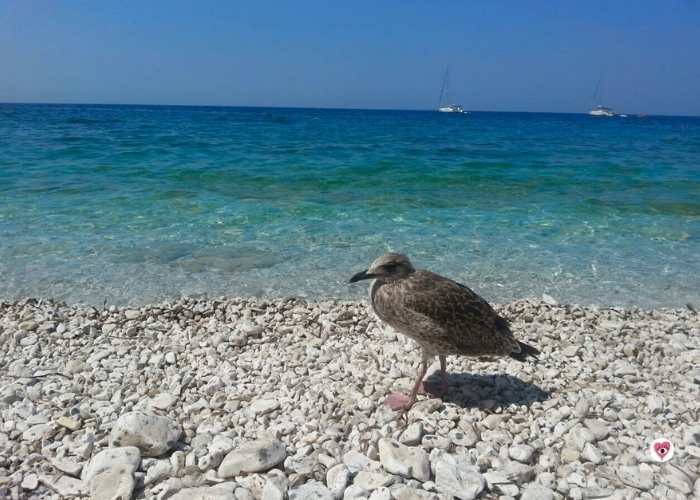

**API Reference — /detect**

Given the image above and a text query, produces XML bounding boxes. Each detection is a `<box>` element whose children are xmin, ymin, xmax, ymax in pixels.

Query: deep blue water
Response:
<box><xmin>1</xmin><ymin>103</ymin><xmax>699</xmax><ymax>307</ymax></box>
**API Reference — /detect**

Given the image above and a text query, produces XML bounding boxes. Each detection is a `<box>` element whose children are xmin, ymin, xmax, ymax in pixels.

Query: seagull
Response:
<box><xmin>349</xmin><ymin>252</ymin><xmax>539</xmax><ymax>412</ymax></box>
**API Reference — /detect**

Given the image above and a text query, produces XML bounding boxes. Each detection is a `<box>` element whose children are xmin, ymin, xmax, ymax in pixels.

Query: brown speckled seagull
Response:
<box><xmin>349</xmin><ymin>252</ymin><xmax>539</xmax><ymax>412</ymax></box>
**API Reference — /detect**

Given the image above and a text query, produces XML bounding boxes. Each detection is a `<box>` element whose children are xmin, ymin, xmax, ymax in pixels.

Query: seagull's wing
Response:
<box><xmin>398</xmin><ymin>270</ymin><xmax>520</xmax><ymax>355</ymax></box>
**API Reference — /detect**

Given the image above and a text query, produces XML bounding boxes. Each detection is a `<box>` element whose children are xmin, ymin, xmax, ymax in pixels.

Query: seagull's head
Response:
<box><xmin>349</xmin><ymin>252</ymin><xmax>415</xmax><ymax>284</ymax></box>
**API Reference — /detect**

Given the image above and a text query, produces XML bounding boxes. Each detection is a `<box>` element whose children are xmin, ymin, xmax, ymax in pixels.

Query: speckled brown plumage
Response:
<box><xmin>371</xmin><ymin>269</ymin><xmax>521</xmax><ymax>356</ymax></box>
<box><xmin>349</xmin><ymin>252</ymin><xmax>539</xmax><ymax>412</ymax></box>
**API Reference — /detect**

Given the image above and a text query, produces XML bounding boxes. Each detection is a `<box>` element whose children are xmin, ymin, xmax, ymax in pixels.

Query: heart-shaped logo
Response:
<box><xmin>650</xmin><ymin>438</ymin><xmax>674</xmax><ymax>462</ymax></box>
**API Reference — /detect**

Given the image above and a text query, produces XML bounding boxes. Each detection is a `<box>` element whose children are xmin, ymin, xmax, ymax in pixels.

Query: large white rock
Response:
<box><xmin>88</xmin><ymin>465</ymin><xmax>136</xmax><ymax>500</ymax></box>
<box><xmin>520</xmin><ymin>483</ymin><xmax>555</xmax><ymax>500</ymax></box>
<box><xmin>49</xmin><ymin>456</ymin><xmax>83</xmax><ymax>477</ymax></box>
<box><xmin>169</xmin><ymin>486</ymin><xmax>237</xmax><ymax>500</ymax></box>
<box><xmin>326</xmin><ymin>463</ymin><xmax>351</xmax><ymax>499</ymax></box>
<box><xmin>144</xmin><ymin>459</ymin><xmax>172</xmax><ymax>486</ymax></box>
<box><xmin>250</xmin><ymin>399</ymin><xmax>280</xmax><ymax>416</ymax></box>
<box><xmin>109</xmin><ymin>412</ymin><xmax>181</xmax><ymax>457</ymax></box>
<box><xmin>261</xmin><ymin>470</ymin><xmax>289</xmax><ymax>500</ymax></box>
<box><xmin>617</xmin><ymin>464</ymin><xmax>654</xmax><ymax>491</ymax></box>
<box><xmin>39</xmin><ymin>475</ymin><xmax>88</xmax><ymax>497</ymax></box>
<box><xmin>218</xmin><ymin>438</ymin><xmax>286</xmax><ymax>477</ymax></box>
<box><xmin>353</xmin><ymin>470</ymin><xmax>394</xmax><ymax>490</ymax></box>
<box><xmin>399</xmin><ymin>422</ymin><xmax>423</xmax><ymax>446</ymax></box>
<box><xmin>659</xmin><ymin>464</ymin><xmax>693</xmax><ymax>495</ymax></box>
<box><xmin>391</xmin><ymin>485</ymin><xmax>450</xmax><ymax>500</ymax></box>
<box><xmin>431</xmin><ymin>451</ymin><xmax>485</xmax><ymax>500</ymax></box>
<box><xmin>377</xmin><ymin>439</ymin><xmax>430</xmax><ymax>482</ymax></box>
<box><xmin>289</xmin><ymin>480</ymin><xmax>335</xmax><ymax>500</ymax></box>
<box><xmin>343</xmin><ymin>484</ymin><xmax>368</xmax><ymax>499</ymax></box>
<box><xmin>82</xmin><ymin>446</ymin><xmax>141</xmax><ymax>482</ymax></box>
<box><xmin>342</xmin><ymin>450</ymin><xmax>380</xmax><ymax>474</ymax></box>
<box><xmin>508</xmin><ymin>444</ymin><xmax>535</xmax><ymax>464</ymax></box>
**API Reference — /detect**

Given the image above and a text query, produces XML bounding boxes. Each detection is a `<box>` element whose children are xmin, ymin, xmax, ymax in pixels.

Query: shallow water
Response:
<box><xmin>1</xmin><ymin>104</ymin><xmax>699</xmax><ymax>306</ymax></box>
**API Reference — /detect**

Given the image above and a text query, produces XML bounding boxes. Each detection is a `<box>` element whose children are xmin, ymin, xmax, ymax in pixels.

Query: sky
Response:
<box><xmin>1</xmin><ymin>1</ymin><xmax>699</xmax><ymax>115</ymax></box>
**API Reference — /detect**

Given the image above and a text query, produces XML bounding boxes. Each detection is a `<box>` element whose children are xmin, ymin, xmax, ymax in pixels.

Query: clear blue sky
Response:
<box><xmin>2</xmin><ymin>1</ymin><xmax>699</xmax><ymax>115</ymax></box>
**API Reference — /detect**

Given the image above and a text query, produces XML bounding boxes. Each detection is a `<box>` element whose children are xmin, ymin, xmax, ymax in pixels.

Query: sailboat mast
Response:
<box><xmin>593</xmin><ymin>73</ymin><xmax>603</xmax><ymax>105</ymax></box>
<box><xmin>438</xmin><ymin>67</ymin><xmax>449</xmax><ymax>107</ymax></box>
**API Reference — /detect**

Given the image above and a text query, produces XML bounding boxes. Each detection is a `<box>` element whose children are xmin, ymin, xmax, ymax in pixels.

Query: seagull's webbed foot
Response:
<box><xmin>384</xmin><ymin>352</ymin><xmax>431</xmax><ymax>418</ymax></box>
<box><xmin>384</xmin><ymin>392</ymin><xmax>416</xmax><ymax>411</ymax></box>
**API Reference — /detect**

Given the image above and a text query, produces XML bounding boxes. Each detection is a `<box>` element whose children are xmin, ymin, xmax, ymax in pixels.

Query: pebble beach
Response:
<box><xmin>1</xmin><ymin>297</ymin><xmax>699</xmax><ymax>500</ymax></box>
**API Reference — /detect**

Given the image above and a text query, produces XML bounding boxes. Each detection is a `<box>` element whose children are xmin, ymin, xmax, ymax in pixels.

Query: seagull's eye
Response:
<box><xmin>383</xmin><ymin>263</ymin><xmax>399</xmax><ymax>272</ymax></box>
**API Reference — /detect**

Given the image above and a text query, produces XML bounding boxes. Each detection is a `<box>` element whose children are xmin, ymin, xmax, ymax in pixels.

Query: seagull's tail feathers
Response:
<box><xmin>510</xmin><ymin>341</ymin><xmax>540</xmax><ymax>362</ymax></box>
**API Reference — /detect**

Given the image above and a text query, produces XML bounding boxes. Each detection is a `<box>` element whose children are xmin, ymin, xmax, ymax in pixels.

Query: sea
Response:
<box><xmin>1</xmin><ymin>103</ymin><xmax>699</xmax><ymax>307</ymax></box>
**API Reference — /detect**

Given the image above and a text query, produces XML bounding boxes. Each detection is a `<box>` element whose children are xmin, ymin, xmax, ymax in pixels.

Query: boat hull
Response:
<box><xmin>438</xmin><ymin>105</ymin><xmax>465</xmax><ymax>113</ymax></box>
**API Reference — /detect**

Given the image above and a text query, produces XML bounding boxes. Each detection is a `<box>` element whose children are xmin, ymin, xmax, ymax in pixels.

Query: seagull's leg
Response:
<box><xmin>438</xmin><ymin>354</ymin><xmax>449</xmax><ymax>394</ymax></box>
<box><xmin>422</xmin><ymin>355</ymin><xmax>449</xmax><ymax>395</ymax></box>
<box><xmin>384</xmin><ymin>352</ymin><xmax>429</xmax><ymax>412</ymax></box>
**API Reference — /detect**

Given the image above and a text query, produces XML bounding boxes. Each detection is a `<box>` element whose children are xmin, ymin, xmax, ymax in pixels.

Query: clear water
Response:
<box><xmin>1</xmin><ymin>103</ymin><xmax>699</xmax><ymax>307</ymax></box>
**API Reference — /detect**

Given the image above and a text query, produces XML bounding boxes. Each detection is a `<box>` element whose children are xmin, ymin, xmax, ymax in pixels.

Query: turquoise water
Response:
<box><xmin>1</xmin><ymin>103</ymin><xmax>699</xmax><ymax>307</ymax></box>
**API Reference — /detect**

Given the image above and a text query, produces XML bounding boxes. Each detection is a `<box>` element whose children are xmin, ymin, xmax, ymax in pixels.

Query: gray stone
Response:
<box><xmin>354</xmin><ymin>471</ymin><xmax>395</xmax><ymax>490</ymax></box>
<box><xmin>20</xmin><ymin>320</ymin><xmax>38</xmax><ymax>331</ymax></box>
<box><xmin>285</xmin><ymin>454</ymin><xmax>317</xmax><ymax>475</ymax></box>
<box><xmin>235</xmin><ymin>487</ymin><xmax>257</xmax><ymax>500</ymax></box>
<box><xmin>646</xmin><ymin>395</ymin><xmax>665</xmax><ymax>415</ymax></box>
<box><xmin>21</xmin><ymin>473</ymin><xmax>39</xmax><ymax>491</ymax></box>
<box><xmin>170</xmin><ymin>486</ymin><xmax>237</xmax><ymax>500</ymax></box>
<box><xmin>391</xmin><ymin>485</ymin><xmax>450</xmax><ymax>500</ymax></box>
<box><xmin>343</xmin><ymin>484</ymin><xmax>368</xmax><ymax>499</ymax></box>
<box><xmin>343</xmin><ymin>450</ymin><xmax>380</xmax><ymax>474</ymax></box>
<box><xmin>617</xmin><ymin>464</ymin><xmax>654</xmax><ymax>491</ymax></box>
<box><xmin>583</xmin><ymin>419</ymin><xmax>610</xmax><ymax>442</ymax></box>
<box><xmin>449</xmin><ymin>426</ymin><xmax>478</xmax><ymax>448</ymax></box>
<box><xmin>368</xmin><ymin>487</ymin><xmax>391</xmax><ymax>500</ymax></box>
<box><xmin>150</xmin><ymin>393</ymin><xmax>178</xmax><ymax>411</ymax></box>
<box><xmin>22</xmin><ymin>423</ymin><xmax>53</xmax><ymax>442</ymax></box>
<box><xmin>109</xmin><ymin>412</ymin><xmax>181</xmax><ymax>457</ymax></box>
<box><xmin>50</xmin><ymin>456</ymin><xmax>83</xmax><ymax>477</ymax></box>
<box><xmin>508</xmin><ymin>444</ymin><xmax>534</xmax><ymax>464</ymax></box>
<box><xmin>88</xmin><ymin>466</ymin><xmax>136</xmax><ymax>500</ymax></box>
<box><xmin>399</xmin><ymin>423</ymin><xmax>423</xmax><ymax>446</ymax></box>
<box><xmin>560</xmin><ymin>448</ymin><xmax>580</xmax><ymax>463</ymax></box>
<box><xmin>326</xmin><ymin>464</ymin><xmax>351</xmax><ymax>499</ymax></box>
<box><xmin>289</xmin><ymin>480</ymin><xmax>335</xmax><ymax>500</ymax></box>
<box><xmin>125</xmin><ymin>309</ymin><xmax>140</xmax><ymax>320</ymax></box>
<box><xmin>685</xmin><ymin>424</ymin><xmax>700</xmax><ymax>446</ymax></box>
<box><xmin>378</xmin><ymin>439</ymin><xmax>430</xmax><ymax>482</ymax></box>
<box><xmin>144</xmin><ymin>459</ymin><xmax>172</xmax><ymax>486</ymax></box>
<box><xmin>421</xmin><ymin>435</ymin><xmax>451</xmax><ymax>450</ymax></box>
<box><xmin>218</xmin><ymin>438</ymin><xmax>286</xmax><ymax>477</ymax></box>
<box><xmin>251</xmin><ymin>399</ymin><xmax>281</xmax><ymax>416</ymax></box>
<box><xmin>262</xmin><ymin>472</ymin><xmax>289</xmax><ymax>500</ymax></box>
<box><xmin>408</xmin><ymin>399</ymin><xmax>443</xmax><ymax>419</ymax></box>
<box><xmin>502</xmin><ymin>461</ymin><xmax>535</xmax><ymax>485</ymax></box>
<box><xmin>82</xmin><ymin>446</ymin><xmax>141</xmax><ymax>482</ymax></box>
<box><xmin>431</xmin><ymin>451</ymin><xmax>485</xmax><ymax>500</ymax></box>
<box><xmin>659</xmin><ymin>464</ymin><xmax>693</xmax><ymax>495</ymax></box>
<box><xmin>565</xmin><ymin>425</ymin><xmax>595</xmax><ymax>450</ymax></box>
<box><xmin>39</xmin><ymin>475</ymin><xmax>88</xmax><ymax>497</ymax></box>
<box><xmin>56</xmin><ymin>416</ymin><xmax>81</xmax><ymax>431</ymax></box>
<box><xmin>482</xmin><ymin>414</ymin><xmax>502</xmax><ymax>430</ymax></box>
<box><xmin>581</xmin><ymin>443</ymin><xmax>603</xmax><ymax>464</ymax></box>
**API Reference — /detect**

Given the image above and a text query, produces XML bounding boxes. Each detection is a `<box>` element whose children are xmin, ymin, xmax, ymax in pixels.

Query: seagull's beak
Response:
<box><xmin>349</xmin><ymin>269</ymin><xmax>375</xmax><ymax>283</ymax></box>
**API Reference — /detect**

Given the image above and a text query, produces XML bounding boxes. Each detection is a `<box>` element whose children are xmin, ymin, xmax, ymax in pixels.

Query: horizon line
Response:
<box><xmin>1</xmin><ymin>100</ymin><xmax>698</xmax><ymax>119</ymax></box>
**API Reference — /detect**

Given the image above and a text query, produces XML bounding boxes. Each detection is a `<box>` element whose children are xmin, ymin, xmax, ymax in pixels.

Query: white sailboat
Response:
<box><xmin>437</xmin><ymin>68</ymin><xmax>466</xmax><ymax>113</ymax></box>
<box><xmin>589</xmin><ymin>77</ymin><xmax>615</xmax><ymax>117</ymax></box>
<box><xmin>590</xmin><ymin>105</ymin><xmax>615</xmax><ymax>117</ymax></box>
